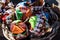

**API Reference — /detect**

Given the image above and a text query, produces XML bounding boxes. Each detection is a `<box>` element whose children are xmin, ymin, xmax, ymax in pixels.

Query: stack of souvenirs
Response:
<box><xmin>0</xmin><ymin>0</ymin><xmax>57</xmax><ymax>40</ymax></box>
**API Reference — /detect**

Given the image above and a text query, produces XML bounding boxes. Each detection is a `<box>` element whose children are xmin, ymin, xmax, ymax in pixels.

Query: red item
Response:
<box><xmin>2</xmin><ymin>16</ymin><xmax>6</xmax><ymax>22</ymax></box>
<box><xmin>2</xmin><ymin>13</ymin><xmax>9</xmax><ymax>22</ymax></box>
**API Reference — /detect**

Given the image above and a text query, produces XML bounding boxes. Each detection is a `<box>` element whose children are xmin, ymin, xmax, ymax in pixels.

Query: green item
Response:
<box><xmin>16</xmin><ymin>8</ymin><xmax>23</xmax><ymax>20</ymax></box>
<box><xmin>29</xmin><ymin>16</ymin><xmax>37</xmax><ymax>29</ymax></box>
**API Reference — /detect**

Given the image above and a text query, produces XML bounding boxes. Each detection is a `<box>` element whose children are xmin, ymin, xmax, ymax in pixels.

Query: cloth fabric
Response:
<box><xmin>16</xmin><ymin>2</ymin><xmax>28</xmax><ymax>20</ymax></box>
<box><xmin>16</xmin><ymin>9</ymin><xmax>23</xmax><ymax>20</ymax></box>
<box><xmin>29</xmin><ymin>16</ymin><xmax>37</xmax><ymax>29</ymax></box>
<box><xmin>10</xmin><ymin>20</ymin><xmax>26</xmax><ymax>35</ymax></box>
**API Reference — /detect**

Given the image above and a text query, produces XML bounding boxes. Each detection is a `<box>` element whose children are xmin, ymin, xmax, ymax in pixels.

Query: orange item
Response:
<box><xmin>11</xmin><ymin>25</ymin><xmax>25</xmax><ymax>34</ymax></box>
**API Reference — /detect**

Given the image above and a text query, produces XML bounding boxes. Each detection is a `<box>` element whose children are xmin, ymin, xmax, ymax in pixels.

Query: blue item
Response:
<box><xmin>44</xmin><ymin>12</ymin><xmax>50</xmax><ymax>20</ymax></box>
